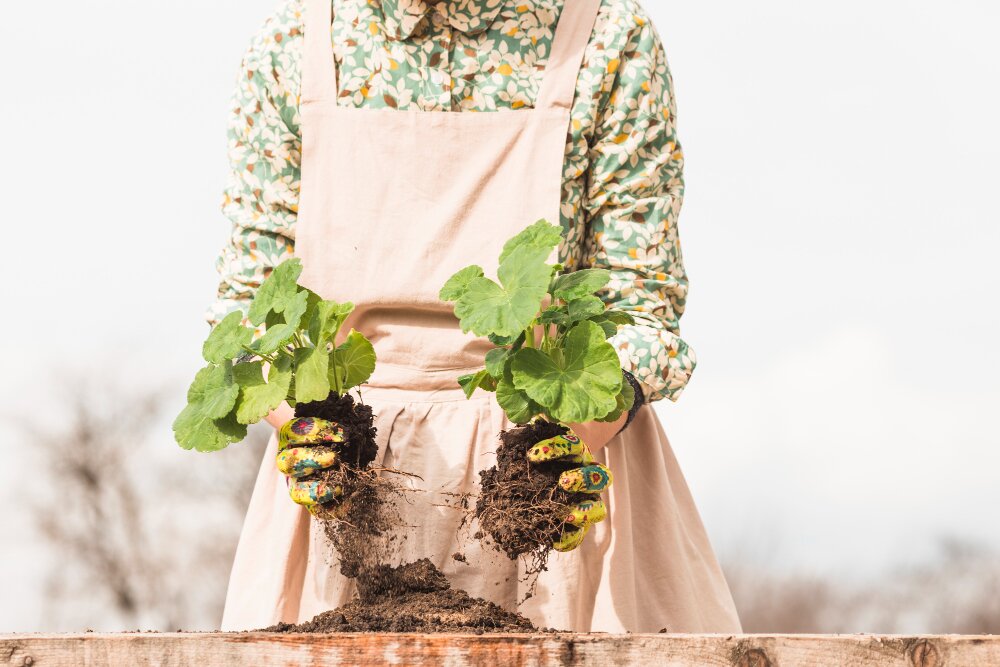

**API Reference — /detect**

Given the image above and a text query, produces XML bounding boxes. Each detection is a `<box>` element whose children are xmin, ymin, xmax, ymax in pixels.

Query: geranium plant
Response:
<box><xmin>440</xmin><ymin>220</ymin><xmax>636</xmax><ymax>567</ymax></box>
<box><xmin>173</xmin><ymin>258</ymin><xmax>375</xmax><ymax>452</ymax></box>
<box><xmin>439</xmin><ymin>220</ymin><xmax>635</xmax><ymax>426</ymax></box>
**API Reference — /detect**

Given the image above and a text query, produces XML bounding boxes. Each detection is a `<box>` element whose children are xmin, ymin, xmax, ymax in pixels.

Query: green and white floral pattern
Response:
<box><xmin>209</xmin><ymin>0</ymin><xmax>695</xmax><ymax>402</ymax></box>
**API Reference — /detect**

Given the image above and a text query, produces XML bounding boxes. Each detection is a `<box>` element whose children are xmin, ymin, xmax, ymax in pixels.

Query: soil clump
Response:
<box><xmin>476</xmin><ymin>421</ymin><xmax>589</xmax><ymax>566</ymax></box>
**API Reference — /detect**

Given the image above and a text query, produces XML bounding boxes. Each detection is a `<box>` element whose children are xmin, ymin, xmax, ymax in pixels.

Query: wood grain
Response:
<box><xmin>1</xmin><ymin>633</ymin><xmax>998</xmax><ymax>666</ymax></box>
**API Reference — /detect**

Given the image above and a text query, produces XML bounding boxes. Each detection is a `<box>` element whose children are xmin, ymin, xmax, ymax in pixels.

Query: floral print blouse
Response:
<box><xmin>208</xmin><ymin>0</ymin><xmax>695</xmax><ymax>403</ymax></box>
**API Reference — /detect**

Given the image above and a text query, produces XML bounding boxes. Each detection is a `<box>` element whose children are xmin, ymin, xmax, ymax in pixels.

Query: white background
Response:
<box><xmin>0</xmin><ymin>0</ymin><xmax>997</xmax><ymax>630</ymax></box>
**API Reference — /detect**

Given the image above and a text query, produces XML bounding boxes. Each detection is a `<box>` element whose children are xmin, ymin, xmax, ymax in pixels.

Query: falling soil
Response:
<box><xmin>294</xmin><ymin>391</ymin><xmax>397</xmax><ymax>580</ymax></box>
<box><xmin>476</xmin><ymin>421</ymin><xmax>588</xmax><ymax>568</ymax></box>
<box><xmin>263</xmin><ymin>559</ymin><xmax>537</xmax><ymax>633</ymax></box>
<box><xmin>272</xmin><ymin>392</ymin><xmax>542</xmax><ymax>634</ymax></box>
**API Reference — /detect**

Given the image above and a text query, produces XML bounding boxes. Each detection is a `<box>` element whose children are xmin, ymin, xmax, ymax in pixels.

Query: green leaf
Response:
<box><xmin>590</xmin><ymin>309</ymin><xmax>635</xmax><ymax>338</ymax></box>
<box><xmin>265</xmin><ymin>308</ymin><xmax>285</xmax><ymax>330</ymax></box>
<box><xmin>186</xmin><ymin>363</ymin><xmax>239</xmax><ymax>419</ymax></box>
<box><xmin>454</xmin><ymin>245</ymin><xmax>551</xmax><ymax>338</ymax></box>
<box><xmin>538</xmin><ymin>305</ymin><xmax>569</xmax><ymax>326</ymax></box>
<box><xmin>300</xmin><ymin>289</ymin><xmax>323</xmax><ymax>340</ymax></box>
<box><xmin>248</xmin><ymin>258</ymin><xmax>304</xmax><ymax>326</ymax></box>
<box><xmin>202</xmin><ymin>311</ymin><xmax>253</xmax><ymax>364</ymax></box>
<box><xmin>495</xmin><ymin>376</ymin><xmax>542</xmax><ymax>424</ymax></box>
<box><xmin>213</xmin><ymin>410</ymin><xmax>249</xmax><ymax>448</ymax></box>
<box><xmin>253</xmin><ymin>290</ymin><xmax>310</xmax><ymax>355</ymax></box>
<box><xmin>488</xmin><ymin>331</ymin><xmax>527</xmax><ymax>350</ymax></box>
<box><xmin>594</xmin><ymin>319</ymin><xmax>619</xmax><ymax>338</ymax></box>
<box><xmin>232</xmin><ymin>358</ymin><xmax>293</xmax><ymax>425</ymax></box>
<box><xmin>439</xmin><ymin>265</ymin><xmax>485</xmax><ymax>302</ymax></box>
<box><xmin>485</xmin><ymin>347</ymin><xmax>510</xmax><ymax>379</ymax></box>
<box><xmin>488</xmin><ymin>333</ymin><xmax>515</xmax><ymax>346</ymax></box>
<box><xmin>603</xmin><ymin>310</ymin><xmax>636</xmax><ymax>326</ymax></box>
<box><xmin>457</xmin><ymin>369</ymin><xmax>497</xmax><ymax>399</ymax></box>
<box><xmin>232</xmin><ymin>360</ymin><xmax>265</xmax><ymax>387</ymax></box>
<box><xmin>551</xmin><ymin>268</ymin><xmax>611</xmax><ymax>301</ymax></box>
<box><xmin>567</xmin><ymin>296</ymin><xmax>606</xmax><ymax>322</ymax></box>
<box><xmin>331</xmin><ymin>329</ymin><xmax>376</xmax><ymax>391</ymax></box>
<box><xmin>596</xmin><ymin>376</ymin><xmax>635</xmax><ymax>423</ymax></box>
<box><xmin>173</xmin><ymin>363</ymin><xmax>243</xmax><ymax>451</ymax></box>
<box><xmin>498</xmin><ymin>220</ymin><xmax>562</xmax><ymax>264</ymax></box>
<box><xmin>510</xmin><ymin>321</ymin><xmax>623</xmax><ymax>424</ymax></box>
<box><xmin>309</xmin><ymin>300</ymin><xmax>354</xmax><ymax>348</ymax></box>
<box><xmin>173</xmin><ymin>404</ymin><xmax>247</xmax><ymax>452</ymax></box>
<box><xmin>294</xmin><ymin>346</ymin><xmax>330</xmax><ymax>403</ymax></box>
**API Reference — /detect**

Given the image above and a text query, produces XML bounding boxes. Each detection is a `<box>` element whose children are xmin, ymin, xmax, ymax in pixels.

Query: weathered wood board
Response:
<box><xmin>1</xmin><ymin>633</ymin><xmax>997</xmax><ymax>666</ymax></box>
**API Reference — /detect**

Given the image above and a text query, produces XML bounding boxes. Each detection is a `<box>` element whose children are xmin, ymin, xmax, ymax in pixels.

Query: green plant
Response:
<box><xmin>439</xmin><ymin>220</ymin><xmax>635</xmax><ymax>425</ymax></box>
<box><xmin>173</xmin><ymin>258</ymin><xmax>376</xmax><ymax>452</ymax></box>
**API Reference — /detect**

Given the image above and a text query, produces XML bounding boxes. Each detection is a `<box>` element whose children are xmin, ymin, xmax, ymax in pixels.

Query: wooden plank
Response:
<box><xmin>1</xmin><ymin>633</ymin><xmax>998</xmax><ymax>666</ymax></box>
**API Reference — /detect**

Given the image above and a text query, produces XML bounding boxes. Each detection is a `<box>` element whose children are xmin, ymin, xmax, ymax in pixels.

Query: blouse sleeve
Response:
<box><xmin>583</xmin><ymin>11</ymin><xmax>696</xmax><ymax>404</ymax></box>
<box><xmin>205</xmin><ymin>2</ymin><xmax>303</xmax><ymax>332</ymax></box>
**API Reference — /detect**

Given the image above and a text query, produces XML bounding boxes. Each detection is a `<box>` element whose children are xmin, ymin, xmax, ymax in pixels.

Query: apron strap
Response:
<box><xmin>535</xmin><ymin>0</ymin><xmax>602</xmax><ymax>111</ymax></box>
<box><xmin>303</xmin><ymin>0</ymin><xmax>338</xmax><ymax>104</ymax></box>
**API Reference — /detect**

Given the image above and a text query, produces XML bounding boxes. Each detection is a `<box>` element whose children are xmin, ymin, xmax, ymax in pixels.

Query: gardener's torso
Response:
<box><xmin>295</xmin><ymin>0</ymin><xmax>602</xmax><ymax>372</ymax></box>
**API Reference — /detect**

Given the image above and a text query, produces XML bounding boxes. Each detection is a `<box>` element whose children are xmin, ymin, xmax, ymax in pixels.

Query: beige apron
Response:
<box><xmin>221</xmin><ymin>0</ymin><xmax>742</xmax><ymax>634</ymax></box>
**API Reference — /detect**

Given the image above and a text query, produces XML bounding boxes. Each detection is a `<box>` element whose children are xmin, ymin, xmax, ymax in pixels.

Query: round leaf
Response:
<box><xmin>248</xmin><ymin>258</ymin><xmax>304</xmax><ymax>326</ymax></box>
<box><xmin>309</xmin><ymin>300</ymin><xmax>353</xmax><ymax>348</ymax></box>
<box><xmin>186</xmin><ymin>363</ymin><xmax>239</xmax><ymax>419</ymax></box>
<box><xmin>202</xmin><ymin>311</ymin><xmax>253</xmax><ymax>364</ymax></box>
<box><xmin>233</xmin><ymin>357</ymin><xmax>293</xmax><ymax>425</ymax></box>
<box><xmin>510</xmin><ymin>321</ymin><xmax>623</xmax><ymax>423</ymax></box>
<box><xmin>551</xmin><ymin>268</ymin><xmax>611</xmax><ymax>301</ymax></box>
<box><xmin>293</xmin><ymin>346</ymin><xmax>331</xmax><ymax>404</ymax></box>
<box><xmin>485</xmin><ymin>347</ymin><xmax>510</xmax><ymax>379</ymax></box>
<box><xmin>173</xmin><ymin>405</ymin><xmax>247</xmax><ymax>452</ymax></box>
<box><xmin>253</xmin><ymin>290</ymin><xmax>310</xmax><ymax>355</ymax></box>
<box><xmin>173</xmin><ymin>363</ymin><xmax>243</xmax><ymax>451</ymax></box>
<box><xmin>439</xmin><ymin>265</ymin><xmax>485</xmax><ymax>302</ymax></box>
<box><xmin>567</xmin><ymin>296</ymin><xmax>606</xmax><ymax>323</ymax></box>
<box><xmin>330</xmin><ymin>329</ymin><xmax>376</xmax><ymax>391</ymax></box>
<box><xmin>498</xmin><ymin>220</ymin><xmax>562</xmax><ymax>264</ymax></box>
<box><xmin>495</xmin><ymin>376</ymin><xmax>542</xmax><ymax>425</ymax></box>
<box><xmin>596</xmin><ymin>376</ymin><xmax>636</xmax><ymax>423</ymax></box>
<box><xmin>454</xmin><ymin>245</ymin><xmax>551</xmax><ymax>338</ymax></box>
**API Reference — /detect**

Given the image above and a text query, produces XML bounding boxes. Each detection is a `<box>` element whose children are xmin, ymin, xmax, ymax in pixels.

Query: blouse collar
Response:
<box><xmin>376</xmin><ymin>0</ymin><xmax>506</xmax><ymax>40</ymax></box>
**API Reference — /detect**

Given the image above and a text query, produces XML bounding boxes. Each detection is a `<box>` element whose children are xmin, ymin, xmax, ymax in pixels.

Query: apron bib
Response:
<box><xmin>221</xmin><ymin>0</ymin><xmax>743</xmax><ymax>634</ymax></box>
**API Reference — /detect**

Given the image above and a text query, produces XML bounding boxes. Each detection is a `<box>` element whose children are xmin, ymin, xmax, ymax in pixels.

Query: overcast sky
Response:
<box><xmin>1</xmin><ymin>0</ymin><xmax>997</xmax><ymax>631</ymax></box>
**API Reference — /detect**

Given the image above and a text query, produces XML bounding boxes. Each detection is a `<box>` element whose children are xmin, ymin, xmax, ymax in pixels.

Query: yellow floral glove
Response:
<box><xmin>277</xmin><ymin>417</ymin><xmax>346</xmax><ymax>514</ymax></box>
<box><xmin>527</xmin><ymin>429</ymin><xmax>612</xmax><ymax>552</ymax></box>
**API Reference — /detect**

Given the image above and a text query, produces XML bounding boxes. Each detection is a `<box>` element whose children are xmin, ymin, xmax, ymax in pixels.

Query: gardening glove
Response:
<box><xmin>277</xmin><ymin>416</ymin><xmax>346</xmax><ymax>514</ymax></box>
<box><xmin>527</xmin><ymin>429</ymin><xmax>612</xmax><ymax>552</ymax></box>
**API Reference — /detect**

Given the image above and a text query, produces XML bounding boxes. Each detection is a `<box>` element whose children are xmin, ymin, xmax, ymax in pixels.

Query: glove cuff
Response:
<box><xmin>616</xmin><ymin>369</ymin><xmax>646</xmax><ymax>436</ymax></box>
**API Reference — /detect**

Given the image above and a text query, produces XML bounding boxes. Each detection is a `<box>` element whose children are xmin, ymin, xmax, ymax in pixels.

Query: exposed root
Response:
<box><xmin>475</xmin><ymin>421</ymin><xmax>588</xmax><ymax>582</ymax></box>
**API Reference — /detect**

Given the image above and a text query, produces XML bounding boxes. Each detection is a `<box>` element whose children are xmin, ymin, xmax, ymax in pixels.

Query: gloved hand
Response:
<box><xmin>527</xmin><ymin>429</ymin><xmax>612</xmax><ymax>552</ymax></box>
<box><xmin>276</xmin><ymin>416</ymin><xmax>346</xmax><ymax>514</ymax></box>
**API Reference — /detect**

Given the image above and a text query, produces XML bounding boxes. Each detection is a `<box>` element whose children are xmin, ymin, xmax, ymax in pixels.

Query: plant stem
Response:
<box><xmin>241</xmin><ymin>344</ymin><xmax>276</xmax><ymax>364</ymax></box>
<box><xmin>525</xmin><ymin>325</ymin><xmax>536</xmax><ymax>349</ymax></box>
<box><xmin>331</xmin><ymin>350</ymin><xmax>343</xmax><ymax>395</ymax></box>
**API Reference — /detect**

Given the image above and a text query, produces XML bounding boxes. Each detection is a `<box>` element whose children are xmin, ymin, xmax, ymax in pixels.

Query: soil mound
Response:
<box><xmin>263</xmin><ymin>560</ymin><xmax>537</xmax><ymax>633</ymax></box>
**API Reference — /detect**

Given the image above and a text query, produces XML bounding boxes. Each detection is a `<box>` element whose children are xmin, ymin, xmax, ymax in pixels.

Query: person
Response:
<box><xmin>209</xmin><ymin>0</ymin><xmax>742</xmax><ymax>633</ymax></box>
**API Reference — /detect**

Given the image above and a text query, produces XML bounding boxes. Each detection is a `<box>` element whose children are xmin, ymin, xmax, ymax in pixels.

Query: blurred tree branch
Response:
<box><xmin>16</xmin><ymin>377</ymin><xmax>267</xmax><ymax>631</ymax></box>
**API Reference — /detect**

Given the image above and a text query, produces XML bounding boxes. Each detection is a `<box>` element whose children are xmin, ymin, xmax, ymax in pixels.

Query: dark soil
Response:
<box><xmin>476</xmin><ymin>421</ymin><xmax>588</xmax><ymax>564</ymax></box>
<box><xmin>294</xmin><ymin>392</ymin><xmax>378</xmax><ymax>469</ymax></box>
<box><xmin>273</xmin><ymin>391</ymin><xmax>542</xmax><ymax>634</ymax></box>
<box><xmin>263</xmin><ymin>559</ymin><xmax>537</xmax><ymax>633</ymax></box>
